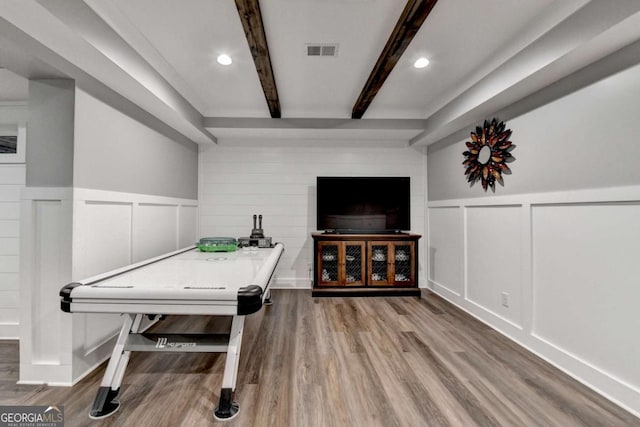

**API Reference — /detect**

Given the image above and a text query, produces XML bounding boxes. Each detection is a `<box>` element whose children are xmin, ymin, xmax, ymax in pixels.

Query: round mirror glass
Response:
<box><xmin>477</xmin><ymin>145</ymin><xmax>491</xmax><ymax>164</ymax></box>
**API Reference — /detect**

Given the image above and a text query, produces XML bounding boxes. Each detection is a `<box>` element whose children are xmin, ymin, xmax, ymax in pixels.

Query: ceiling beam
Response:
<box><xmin>351</xmin><ymin>0</ymin><xmax>438</xmax><ymax>119</ymax></box>
<box><xmin>234</xmin><ymin>0</ymin><xmax>281</xmax><ymax>118</ymax></box>
<box><xmin>204</xmin><ymin>117</ymin><xmax>425</xmax><ymax>130</ymax></box>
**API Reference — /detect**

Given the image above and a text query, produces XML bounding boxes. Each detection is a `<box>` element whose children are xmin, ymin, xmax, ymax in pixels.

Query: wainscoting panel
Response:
<box><xmin>133</xmin><ymin>204</ymin><xmax>178</xmax><ymax>262</ymax></box>
<box><xmin>466</xmin><ymin>205</ymin><xmax>523</xmax><ymax>327</ymax></box>
<box><xmin>427</xmin><ymin>206</ymin><xmax>463</xmax><ymax>297</ymax></box>
<box><xmin>532</xmin><ymin>202</ymin><xmax>640</xmax><ymax>394</ymax></box>
<box><xmin>73</xmin><ymin>201</ymin><xmax>133</xmax><ymax>279</ymax></box>
<box><xmin>20</xmin><ymin>188</ymin><xmax>74</xmax><ymax>384</ymax></box>
<box><xmin>72</xmin><ymin>200</ymin><xmax>133</xmax><ymax>357</ymax></box>
<box><xmin>178</xmin><ymin>205</ymin><xmax>198</xmax><ymax>248</ymax></box>
<box><xmin>20</xmin><ymin>188</ymin><xmax>198</xmax><ymax>385</ymax></box>
<box><xmin>70</xmin><ymin>189</ymin><xmax>198</xmax><ymax>383</ymax></box>
<box><xmin>31</xmin><ymin>200</ymin><xmax>67</xmax><ymax>364</ymax></box>
<box><xmin>427</xmin><ymin>185</ymin><xmax>640</xmax><ymax>416</ymax></box>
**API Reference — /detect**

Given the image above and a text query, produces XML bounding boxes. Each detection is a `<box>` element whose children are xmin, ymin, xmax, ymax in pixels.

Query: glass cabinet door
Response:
<box><xmin>344</xmin><ymin>242</ymin><xmax>365</xmax><ymax>286</ymax></box>
<box><xmin>369</xmin><ymin>243</ymin><xmax>389</xmax><ymax>286</ymax></box>
<box><xmin>368</xmin><ymin>242</ymin><xmax>415</xmax><ymax>286</ymax></box>
<box><xmin>392</xmin><ymin>243</ymin><xmax>414</xmax><ymax>285</ymax></box>
<box><xmin>317</xmin><ymin>241</ymin><xmax>365</xmax><ymax>286</ymax></box>
<box><xmin>315</xmin><ymin>236</ymin><xmax>418</xmax><ymax>292</ymax></box>
<box><xmin>318</xmin><ymin>242</ymin><xmax>340</xmax><ymax>285</ymax></box>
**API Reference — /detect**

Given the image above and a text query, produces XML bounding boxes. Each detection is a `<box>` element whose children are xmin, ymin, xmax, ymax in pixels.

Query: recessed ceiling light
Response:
<box><xmin>414</xmin><ymin>57</ymin><xmax>430</xmax><ymax>69</ymax></box>
<box><xmin>217</xmin><ymin>54</ymin><xmax>232</xmax><ymax>66</ymax></box>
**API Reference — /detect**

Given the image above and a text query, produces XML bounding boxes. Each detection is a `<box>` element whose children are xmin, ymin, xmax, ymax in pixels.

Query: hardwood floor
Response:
<box><xmin>2</xmin><ymin>290</ymin><xmax>638</xmax><ymax>426</ymax></box>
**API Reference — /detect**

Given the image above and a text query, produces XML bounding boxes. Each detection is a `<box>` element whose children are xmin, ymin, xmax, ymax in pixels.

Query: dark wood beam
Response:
<box><xmin>234</xmin><ymin>0</ymin><xmax>281</xmax><ymax>118</ymax></box>
<box><xmin>351</xmin><ymin>0</ymin><xmax>438</xmax><ymax>119</ymax></box>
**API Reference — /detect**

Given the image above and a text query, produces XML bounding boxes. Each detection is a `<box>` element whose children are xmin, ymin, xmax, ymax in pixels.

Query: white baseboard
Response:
<box><xmin>271</xmin><ymin>277</ymin><xmax>311</xmax><ymax>289</ymax></box>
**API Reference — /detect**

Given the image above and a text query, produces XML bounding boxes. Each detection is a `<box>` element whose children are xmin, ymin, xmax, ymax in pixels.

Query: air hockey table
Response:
<box><xmin>59</xmin><ymin>243</ymin><xmax>284</xmax><ymax>421</ymax></box>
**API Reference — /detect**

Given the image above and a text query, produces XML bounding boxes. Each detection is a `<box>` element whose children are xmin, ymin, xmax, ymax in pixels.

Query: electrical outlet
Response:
<box><xmin>501</xmin><ymin>292</ymin><xmax>509</xmax><ymax>308</ymax></box>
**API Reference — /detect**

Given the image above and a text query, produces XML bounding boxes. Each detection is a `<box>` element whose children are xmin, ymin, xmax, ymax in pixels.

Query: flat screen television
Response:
<box><xmin>316</xmin><ymin>176</ymin><xmax>410</xmax><ymax>233</ymax></box>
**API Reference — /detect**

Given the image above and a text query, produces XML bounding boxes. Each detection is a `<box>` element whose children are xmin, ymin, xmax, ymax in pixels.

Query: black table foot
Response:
<box><xmin>89</xmin><ymin>386</ymin><xmax>121</xmax><ymax>419</ymax></box>
<box><xmin>214</xmin><ymin>388</ymin><xmax>239</xmax><ymax>421</ymax></box>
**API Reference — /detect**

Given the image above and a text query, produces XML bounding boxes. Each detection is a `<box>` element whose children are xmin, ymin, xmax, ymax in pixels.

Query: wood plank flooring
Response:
<box><xmin>1</xmin><ymin>290</ymin><xmax>638</xmax><ymax>426</ymax></box>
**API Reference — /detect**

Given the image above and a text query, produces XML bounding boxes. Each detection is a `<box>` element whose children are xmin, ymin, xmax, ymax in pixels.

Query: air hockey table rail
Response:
<box><xmin>59</xmin><ymin>243</ymin><xmax>284</xmax><ymax>421</ymax></box>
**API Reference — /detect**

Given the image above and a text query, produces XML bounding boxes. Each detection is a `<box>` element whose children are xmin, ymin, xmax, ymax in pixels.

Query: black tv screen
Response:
<box><xmin>316</xmin><ymin>177</ymin><xmax>410</xmax><ymax>232</ymax></box>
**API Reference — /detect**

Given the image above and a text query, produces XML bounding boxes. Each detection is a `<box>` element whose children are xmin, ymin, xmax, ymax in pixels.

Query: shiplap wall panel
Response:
<box><xmin>0</xmin><ymin>290</ymin><xmax>18</xmax><ymax>308</ymax></box>
<box><xmin>0</xmin><ymin>237</ymin><xmax>19</xmax><ymax>254</ymax></box>
<box><xmin>0</xmin><ymin>256</ymin><xmax>18</xmax><ymax>272</ymax></box>
<box><xmin>0</xmin><ymin>185</ymin><xmax>22</xmax><ymax>201</ymax></box>
<box><xmin>0</xmin><ymin>164</ymin><xmax>24</xmax><ymax>338</ymax></box>
<box><xmin>199</xmin><ymin>143</ymin><xmax>426</xmax><ymax>288</ymax></box>
<box><xmin>0</xmin><ymin>203</ymin><xmax>20</xmax><ymax>220</ymax></box>
<box><xmin>0</xmin><ymin>272</ymin><xmax>18</xmax><ymax>289</ymax></box>
<box><xmin>0</xmin><ymin>221</ymin><xmax>19</xmax><ymax>237</ymax></box>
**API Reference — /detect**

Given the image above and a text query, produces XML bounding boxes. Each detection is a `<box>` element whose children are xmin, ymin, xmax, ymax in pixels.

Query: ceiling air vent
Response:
<box><xmin>306</xmin><ymin>44</ymin><xmax>338</xmax><ymax>57</ymax></box>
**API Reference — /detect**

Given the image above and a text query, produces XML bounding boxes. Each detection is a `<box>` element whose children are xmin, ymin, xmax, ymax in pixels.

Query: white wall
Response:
<box><xmin>427</xmin><ymin>62</ymin><xmax>640</xmax><ymax>201</ymax></box>
<box><xmin>26</xmin><ymin>80</ymin><xmax>75</xmax><ymax>188</ymax></box>
<box><xmin>427</xmin><ymin>62</ymin><xmax>640</xmax><ymax>415</ymax></box>
<box><xmin>20</xmin><ymin>85</ymin><xmax>199</xmax><ymax>385</ymax></box>
<box><xmin>199</xmin><ymin>141</ymin><xmax>426</xmax><ymax>288</ymax></box>
<box><xmin>73</xmin><ymin>88</ymin><xmax>199</xmax><ymax>200</ymax></box>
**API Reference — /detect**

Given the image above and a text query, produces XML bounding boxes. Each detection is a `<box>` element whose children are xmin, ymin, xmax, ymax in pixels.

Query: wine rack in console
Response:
<box><xmin>312</xmin><ymin>233</ymin><xmax>421</xmax><ymax>297</ymax></box>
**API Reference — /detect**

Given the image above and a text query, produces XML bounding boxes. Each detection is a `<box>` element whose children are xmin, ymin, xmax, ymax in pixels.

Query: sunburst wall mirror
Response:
<box><xmin>463</xmin><ymin>118</ymin><xmax>515</xmax><ymax>192</ymax></box>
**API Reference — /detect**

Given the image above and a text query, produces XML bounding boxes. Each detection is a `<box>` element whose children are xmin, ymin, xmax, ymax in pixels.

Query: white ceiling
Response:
<box><xmin>2</xmin><ymin>0</ymin><xmax>640</xmax><ymax>144</ymax></box>
<box><xmin>98</xmin><ymin>0</ymin><xmax>572</xmax><ymax>119</ymax></box>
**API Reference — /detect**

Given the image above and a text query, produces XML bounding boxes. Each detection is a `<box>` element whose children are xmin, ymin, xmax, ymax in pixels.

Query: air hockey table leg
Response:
<box><xmin>214</xmin><ymin>315</ymin><xmax>245</xmax><ymax>420</ymax></box>
<box><xmin>264</xmin><ymin>288</ymin><xmax>273</xmax><ymax>305</ymax></box>
<box><xmin>89</xmin><ymin>313</ymin><xmax>143</xmax><ymax>419</ymax></box>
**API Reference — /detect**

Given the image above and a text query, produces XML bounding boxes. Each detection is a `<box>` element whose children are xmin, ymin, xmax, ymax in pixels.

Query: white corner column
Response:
<box><xmin>19</xmin><ymin>79</ymin><xmax>76</xmax><ymax>385</ymax></box>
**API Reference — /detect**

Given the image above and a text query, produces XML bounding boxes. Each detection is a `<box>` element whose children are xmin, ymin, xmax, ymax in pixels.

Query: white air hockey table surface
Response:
<box><xmin>61</xmin><ymin>243</ymin><xmax>283</xmax><ymax>316</ymax></box>
<box><xmin>59</xmin><ymin>243</ymin><xmax>284</xmax><ymax>421</ymax></box>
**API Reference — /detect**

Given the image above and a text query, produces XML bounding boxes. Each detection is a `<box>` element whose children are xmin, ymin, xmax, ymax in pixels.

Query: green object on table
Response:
<box><xmin>197</xmin><ymin>237</ymin><xmax>237</xmax><ymax>252</ymax></box>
